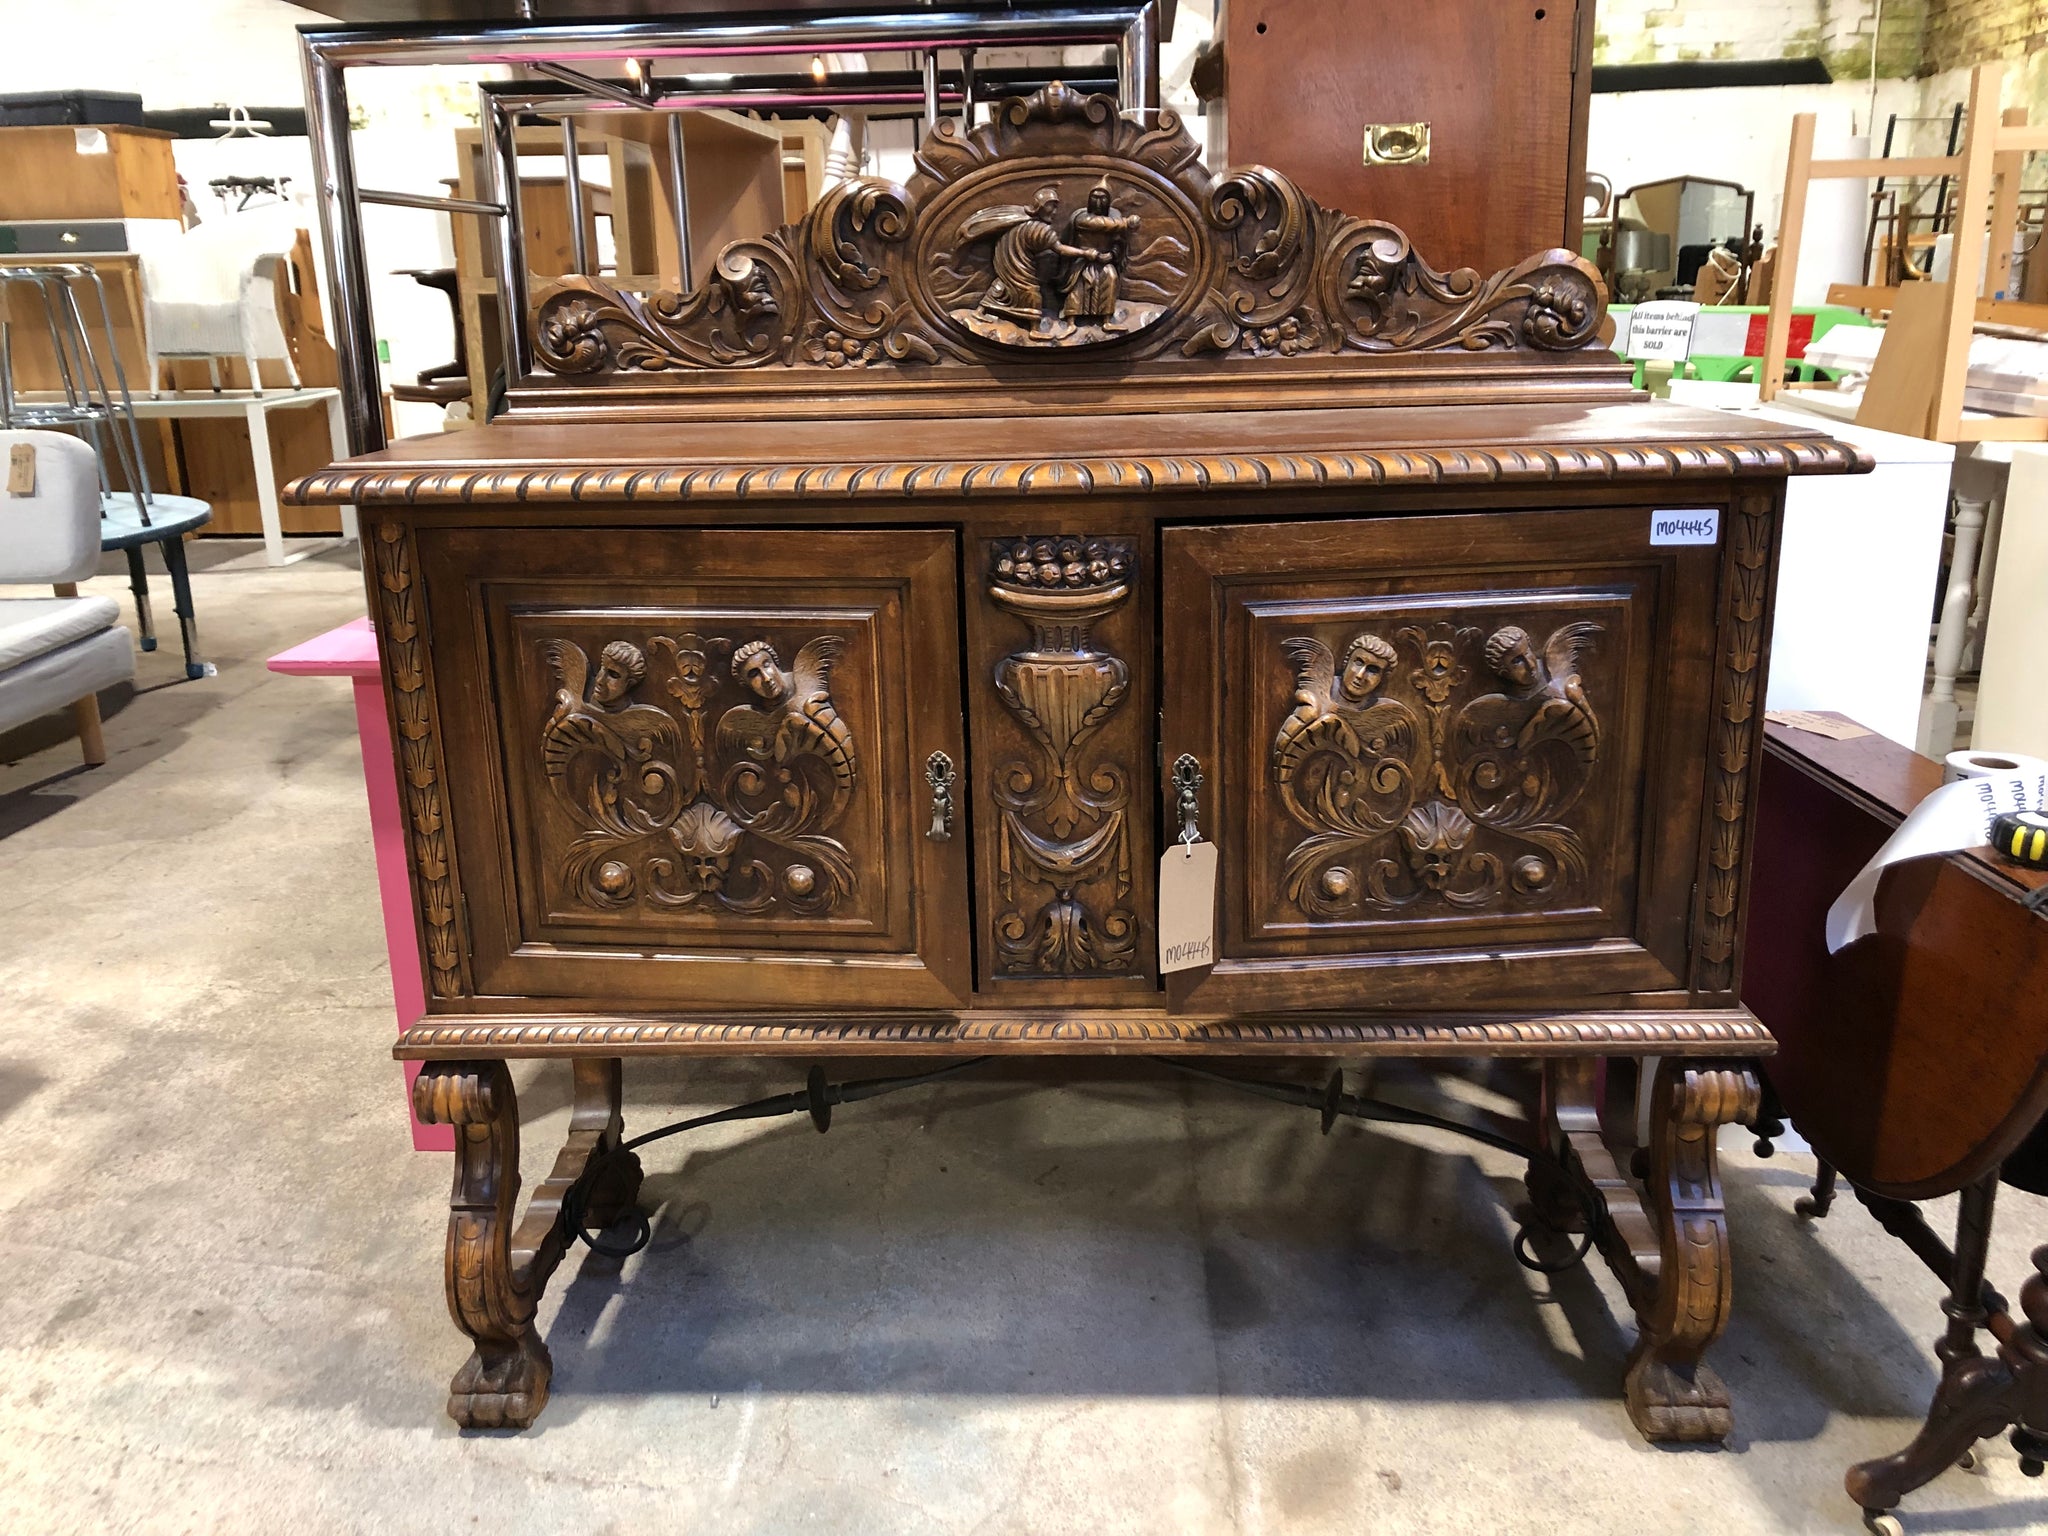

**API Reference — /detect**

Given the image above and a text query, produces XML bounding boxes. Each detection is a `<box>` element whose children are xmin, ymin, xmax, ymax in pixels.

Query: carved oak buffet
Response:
<box><xmin>288</xmin><ymin>87</ymin><xmax>1866</xmax><ymax>1437</ymax></box>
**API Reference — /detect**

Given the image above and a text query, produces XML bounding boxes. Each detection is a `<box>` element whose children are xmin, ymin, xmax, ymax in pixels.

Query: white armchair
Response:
<box><xmin>0</xmin><ymin>429</ymin><xmax>135</xmax><ymax>765</ymax></box>
<box><xmin>134</xmin><ymin>217</ymin><xmax>302</xmax><ymax>394</ymax></box>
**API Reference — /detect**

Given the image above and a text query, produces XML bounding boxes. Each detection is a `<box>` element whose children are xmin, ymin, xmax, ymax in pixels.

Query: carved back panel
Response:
<box><xmin>521</xmin><ymin>84</ymin><xmax>1623</xmax><ymax>420</ymax></box>
<box><xmin>1160</xmin><ymin>508</ymin><xmax>1726</xmax><ymax>1012</ymax></box>
<box><xmin>416</xmin><ymin>525</ymin><xmax>972</xmax><ymax>1010</ymax></box>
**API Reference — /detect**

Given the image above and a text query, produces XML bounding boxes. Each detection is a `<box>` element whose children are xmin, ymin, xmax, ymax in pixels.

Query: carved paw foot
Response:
<box><xmin>582</xmin><ymin>1145</ymin><xmax>646</xmax><ymax>1231</ymax></box>
<box><xmin>1625</xmin><ymin>1348</ymin><xmax>1733</xmax><ymax>1443</ymax></box>
<box><xmin>449</xmin><ymin>1334</ymin><xmax>552</xmax><ymax>1429</ymax></box>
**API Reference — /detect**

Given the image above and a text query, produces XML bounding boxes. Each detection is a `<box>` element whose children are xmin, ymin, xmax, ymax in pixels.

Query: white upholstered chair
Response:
<box><xmin>0</xmin><ymin>429</ymin><xmax>135</xmax><ymax>765</ymax></box>
<box><xmin>135</xmin><ymin>217</ymin><xmax>302</xmax><ymax>394</ymax></box>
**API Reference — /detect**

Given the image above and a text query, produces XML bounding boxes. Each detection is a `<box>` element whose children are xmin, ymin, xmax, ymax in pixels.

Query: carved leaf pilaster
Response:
<box><xmin>1692</xmin><ymin>490</ymin><xmax>1775</xmax><ymax>993</ymax></box>
<box><xmin>373</xmin><ymin>521</ymin><xmax>465</xmax><ymax>999</ymax></box>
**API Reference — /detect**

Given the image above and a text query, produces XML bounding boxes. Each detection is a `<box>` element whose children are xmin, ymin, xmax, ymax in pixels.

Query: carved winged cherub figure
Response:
<box><xmin>1482</xmin><ymin>622</ymin><xmax>1602</xmax><ymax>766</ymax></box>
<box><xmin>1272</xmin><ymin>632</ymin><xmax>1420</xmax><ymax>831</ymax></box>
<box><xmin>715</xmin><ymin>637</ymin><xmax>859</xmax><ymax>821</ymax></box>
<box><xmin>1060</xmin><ymin>179</ymin><xmax>1141</xmax><ymax>325</ymax></box>
<box><xmin>961</xmin><ymin>186</ymin><xmax>1095</xmax><ymax>328</ymax></box>
<box><xmin>541</xmin><ymin>639</ymin><xmax>686</xmax><ymax>832</ymax></box>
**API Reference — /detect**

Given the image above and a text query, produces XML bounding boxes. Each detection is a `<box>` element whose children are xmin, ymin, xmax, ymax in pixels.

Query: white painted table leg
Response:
<box><xmin>1918</xmin><ymin>494</ymin><xmax>1986</xmax><ymax>757</ymax></box>
<box><xmin>246</xmin><ymin>397</ymin><xmax>286</xmax><ymax>566</ymax></box>
<box><xmin>1975</xmin><ymin>446</ymin><xmax>2048</xmax><ymax>756</ymax></box>
<box><xmin>325</xmin><ymin>391</ymin><xmax>359</xmax><ymax>546</ymax></box>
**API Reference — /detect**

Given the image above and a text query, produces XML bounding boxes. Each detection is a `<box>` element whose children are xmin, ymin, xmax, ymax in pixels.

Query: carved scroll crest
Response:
<box><xmin>536</xmin><ymin>629</ymin><xmax>860</xmax><ymax>917</ymax></box>
<box><xmin>1272</xmin><ymin>618</ymin><xmax>1605</xmax><ymax>918</ymax></box>
<box><xmin>533</xmin><ymin>82</ymin><xmax>1606</xmax><ymax>379</ymax></box>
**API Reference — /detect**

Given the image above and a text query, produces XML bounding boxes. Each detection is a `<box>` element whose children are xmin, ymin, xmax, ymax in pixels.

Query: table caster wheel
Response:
<box><xmin>1862</xmin><ymin>1511</ymin><xmax>1903</xmax><ymax>1536</ymax></box>
<box><xmin>2022</xmin><ymin>1457</ymin><xmax>2044</xmax><ymax>1478</ymax></box>
<box><xmin>1956</xmin><ymin>1448</ymin><xmax>1979</xmax><ymax>1472</ymax></box>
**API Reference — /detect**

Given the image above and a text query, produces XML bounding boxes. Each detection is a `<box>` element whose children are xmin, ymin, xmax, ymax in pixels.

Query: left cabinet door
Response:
<box><xmin>417</xmin><ymin>524</ymin><xmax>972</xmax><ymax>1010</ymax></box>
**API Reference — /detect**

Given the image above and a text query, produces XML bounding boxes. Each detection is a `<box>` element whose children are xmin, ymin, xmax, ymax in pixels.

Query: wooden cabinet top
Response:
<box><xmin>295</xmin><ymin>399</ymin><xmax>1865</xmax><ymax>508</ymax></box>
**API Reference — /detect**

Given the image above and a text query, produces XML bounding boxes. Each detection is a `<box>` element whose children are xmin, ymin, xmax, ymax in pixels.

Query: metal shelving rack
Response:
<box><xmin>297</xmin><ymin>4</ymin><xmax>1165</xmax><ymax>455</ymax></box>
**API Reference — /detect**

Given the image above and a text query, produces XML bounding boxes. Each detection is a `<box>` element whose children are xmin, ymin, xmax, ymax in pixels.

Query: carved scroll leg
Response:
<box><xmin>1621</xmin><ymin>1063</ymin><xmax>1760</xmax><ymax>1445</ymax></box>
<box><xmin>413</xmin><ymin>1058</ymin><xmax>638</xmax><ymax>1429</ymax></box>
<box><xmin>1847</xmin><ymin>1175</ymin><xmax>2021</xmax><ymax>1517</ymax></box>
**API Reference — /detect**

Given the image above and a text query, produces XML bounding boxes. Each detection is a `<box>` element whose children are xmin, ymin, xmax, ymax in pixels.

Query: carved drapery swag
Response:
<box><xmin>533</xmin><ymin>83</ymin><xmax>1606</xmax><ymax>379</ymax></box>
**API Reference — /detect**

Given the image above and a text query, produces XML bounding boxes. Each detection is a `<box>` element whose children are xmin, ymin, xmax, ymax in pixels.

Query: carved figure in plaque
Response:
<box><xmin>953</xmin><ymin>181</ymin><xmax>1167</xmax><ymax>347</ymax></box>
<box><xmin>1061</xmin><ymin>180</ymin><xmax>1141</xmax><ymax>324</ymax></box>
<box><xmin>960</xmin><ymin>187</ymin><xmax>1089</xmax><ymax>329</ymax></box>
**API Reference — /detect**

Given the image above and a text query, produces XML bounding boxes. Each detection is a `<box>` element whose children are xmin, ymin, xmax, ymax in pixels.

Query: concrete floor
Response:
<box><xmin>3</xmin><ymin>539</ymin><xmax>2047</xmax><ymax>1536</ymax></box>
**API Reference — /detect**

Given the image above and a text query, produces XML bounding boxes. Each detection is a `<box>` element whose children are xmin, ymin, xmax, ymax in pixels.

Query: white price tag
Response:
<box><xmin>1650</xmin><ymin>508</ymin><xmax>1719</xmax><ymax>546</ymax></box>
<box><xmin>1158</xmin><ymin>840</ymin><xmax>1218</xmax><ymax>973</ymax></box>
<box><xmin>1624</xmin><ymin>300</ymin><xmax>1701</xmax><ymax>362</ymax></box>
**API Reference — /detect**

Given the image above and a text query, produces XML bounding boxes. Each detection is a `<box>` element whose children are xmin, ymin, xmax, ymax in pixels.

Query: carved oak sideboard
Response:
<box><xmin>289</xmin><ymin>86</ymin><xmax>1866</xmax><ymax>1439</ymax></box>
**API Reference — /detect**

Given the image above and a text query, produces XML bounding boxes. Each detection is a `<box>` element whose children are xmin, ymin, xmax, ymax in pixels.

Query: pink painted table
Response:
<box><xmin>269</xmin><ymin>617</ymin><xmax>453</xmax><ymax>1152</ymax></box>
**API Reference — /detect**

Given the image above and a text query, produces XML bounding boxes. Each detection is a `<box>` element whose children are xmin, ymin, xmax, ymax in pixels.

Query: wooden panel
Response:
<box><xmin>0</xmin><ymin>125</ymin><xmax>179</xmax><ymax>220</ymax></box>
<box><xmin>1221</xmin><ymin>0</ymin><xmax>1585</xmax><ymax>275</ymax></box>
<box><xmin>1162</xmin><ymin>506</ymin><xmax>1722</xmax><ymax>1011</ymax></box>
<box><xmin>964</xmin><ymin>524</ymin><xmax>1155</xmax><ymax>999</ymax></box>
<box><xmin>420</xmin><ymin>524</ymin><xmax>971</xmax><ymax>1010</ymax></box>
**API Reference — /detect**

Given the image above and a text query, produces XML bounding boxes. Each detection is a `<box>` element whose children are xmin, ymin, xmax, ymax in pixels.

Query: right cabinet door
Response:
<box><xmin>1161</xmin><ymin>507</ymin><xmax>1725</xmax><ymax>1012</ymax></box>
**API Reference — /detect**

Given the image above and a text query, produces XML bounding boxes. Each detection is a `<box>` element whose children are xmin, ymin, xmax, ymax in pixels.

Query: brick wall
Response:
<box><xmin>1923</xmin><ymin>0</ymin><xmax>2048</xmax><ymax>72</ymax></box>
<box><xmin>1592</xmin><ymin>0</ymin><xmax>1925</xmax><ymax>77</ymax></box>
<box><xmin>1592</xmin><ymin>0</ymin><xmax>2048</xmax><ymax>76</ymax></box>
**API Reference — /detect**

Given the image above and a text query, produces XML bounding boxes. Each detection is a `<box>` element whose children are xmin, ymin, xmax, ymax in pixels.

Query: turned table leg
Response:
<box><xmin>413</xmin><ymin>1057</ymin><xmax>641</xmax><ymax>1429</ymax></box>
<box><xmin>1847</xmin><ymin>1174</ymin><xmax>2020</xmax><ymax>1521</ymax></box>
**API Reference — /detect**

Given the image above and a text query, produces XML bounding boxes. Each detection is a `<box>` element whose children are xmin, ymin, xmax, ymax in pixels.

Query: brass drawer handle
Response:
<box><xmin>926</xmin><ymin>750</ymin><xmax>956</xmax><ymax>840</ymax></box>
<box><xmin>1171</xmin><ymin>752</ymin><xmax>1204</xmax><ymax>847</ymax></box>
<box><xmin>1363</xmin><ymin>121</ymin><xmax>1431</xmax><ymax>167</ymax></box>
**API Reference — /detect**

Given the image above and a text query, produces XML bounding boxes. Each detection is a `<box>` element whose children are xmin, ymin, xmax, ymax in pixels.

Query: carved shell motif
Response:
<box><xmin>532</xmin><ymin>82</ymin><xmax>1606</xmax><ymax>378</ymax></box>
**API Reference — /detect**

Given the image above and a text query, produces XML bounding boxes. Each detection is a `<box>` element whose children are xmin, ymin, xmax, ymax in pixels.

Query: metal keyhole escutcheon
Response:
<box><xmin>1171</xmin><ymin>752</ymin><xmax>1203</xmax><ymax>847</ymax></box>
<box><xmin>926</xmin><ymin>750</ymin><xmax>956</xmax><ymax>840</ymax></box>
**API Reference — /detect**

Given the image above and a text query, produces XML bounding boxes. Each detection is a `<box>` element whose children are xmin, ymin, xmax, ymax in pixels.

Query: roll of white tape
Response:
<box><xmin>1945</xmin><ymin>750</ymin><xmax>2048</xmax><ymax>783</ymax></box>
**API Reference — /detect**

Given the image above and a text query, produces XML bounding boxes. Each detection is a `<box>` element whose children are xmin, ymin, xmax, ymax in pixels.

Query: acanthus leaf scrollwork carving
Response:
<box><xmin>531</xmin><ymin>82</ymin><xmax>1608</xmax><ymax>379</ymax></box>
<box><xmin>987</xmin><ymin>536</ymin><xmax>1139</xmax><ymax>976</ymax></box>
<box><xmin>1272</xmin><ymin>617</ymin><xmax>1605</xmax><ymax>919</ymax></box>
<box><xmin>537</xmin><ymin>628</ymin><xmax>861</xmax><ymax>920</ymax></box>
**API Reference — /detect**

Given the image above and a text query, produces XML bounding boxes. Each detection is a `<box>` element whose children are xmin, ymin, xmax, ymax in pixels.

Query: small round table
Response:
<box><xmin>99</xmin><ymin>492</ymin><xmax>212</xmax><ymax>679</ymax></box>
